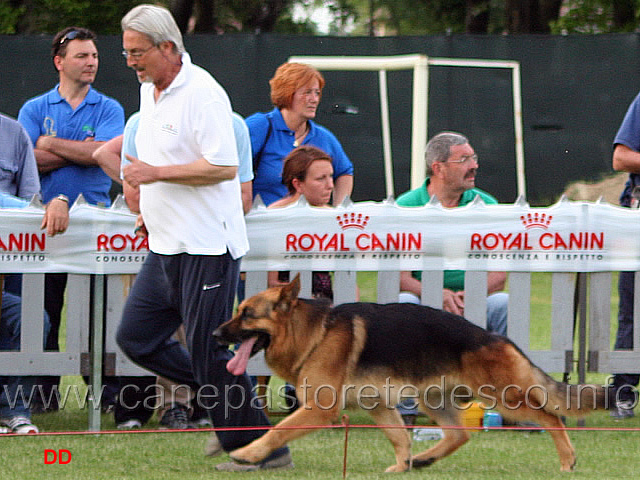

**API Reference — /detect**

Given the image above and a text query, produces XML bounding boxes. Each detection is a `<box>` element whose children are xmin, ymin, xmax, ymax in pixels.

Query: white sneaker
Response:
<box><xmin>189</xmin><ymin>417</ymin><xmax>212</xmax><ymax>429</ymax></box>
<box><xmin>1</xmin><ymin>416</ymin><xmax>39</xmax><ymax>434</ymax></box>
<box><xmin>117</xmin><ymin>419</ymin><xmax>142</xmax><ymax>430</ymax></box>
<box><xmin>610</xmin><ymin>400</ymin><xmax>635</xmax><ymax>420</ymax></box>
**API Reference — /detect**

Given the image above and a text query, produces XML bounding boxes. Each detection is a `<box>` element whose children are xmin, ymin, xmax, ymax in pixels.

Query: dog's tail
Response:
<box><xmin>530</xmin><ymin>366</ymin><xmax>608</xmax><ymax>417</ymax></box>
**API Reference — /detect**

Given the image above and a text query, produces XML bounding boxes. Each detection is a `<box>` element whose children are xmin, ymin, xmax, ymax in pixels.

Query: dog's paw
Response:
<box><xmin>229</xmin><ymin>444</ymin><xmax>268</xmax><ymax>465</ymax></box>
<box><xmin>559</xmin><ymin>457</ymin><xmax>576</xmax><ymax>473</ymax></box>
<box><xmin>559</xmin><ymin>452</ymin><xmax>576</xmax><ymax>473</ymax></box>
<box><xmin>384</xmin><ymin>463</ymin><xmax>409</xmax><ymax>473</ymax></box>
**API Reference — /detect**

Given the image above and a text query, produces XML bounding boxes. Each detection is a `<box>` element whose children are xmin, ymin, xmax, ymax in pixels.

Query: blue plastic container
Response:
<box><xmin>483</xmin><ymin>411</ymin><xmax>503</xmax><ymax>431</ymax></box>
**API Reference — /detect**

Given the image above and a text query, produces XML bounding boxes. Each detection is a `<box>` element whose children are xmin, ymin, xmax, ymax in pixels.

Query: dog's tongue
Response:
<box><xmin>226</xmin><ymin>336</ymin><xmax>258</xmax><ymax>376</ymax></box>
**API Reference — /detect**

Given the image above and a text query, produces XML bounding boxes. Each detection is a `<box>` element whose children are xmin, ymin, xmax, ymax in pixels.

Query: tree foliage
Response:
<box><xmin>0</xmin><ymin>0</ymin><xmax>145</xmax><ymax>34</ymax></box>
<box><xmin>550</xmin><ymin>0</ymin><xmax>639</xmax><ymax>33</ymax></box>
<box><xmin>0</xmin><ymin>0</ymin><xmax>638</xmax><ymax>35</ymax></box>
<box><xmin>336</xmin><ymin>0</ymin><xmax>562</xmax><ymax>34</ymax></box>
<box><xmin>321</xmin><ymin>0</ymin><xmax>640</xmax><ymax>35</ymax></box>
<box><xmin>169</xmin><ymin>0</ymin><xmax>304</xmax><ymax>33</ymax></box>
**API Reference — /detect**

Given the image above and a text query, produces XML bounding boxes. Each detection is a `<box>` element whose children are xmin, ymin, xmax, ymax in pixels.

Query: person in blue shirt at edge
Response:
<box><xmin>17</xmin><ymin>26</ymin><xmax>125</xmax><ymax>413</ymax></box>
<box><xmin>0</xmin><ymin>191</ymin><xmax>69</xmax><ymax>434</ymax></box>
<box><xmin>395</xmin><ymin>131</ymin><xmax>509</xmax><ymax>423</ymax></box>
<box><xmin>0</xmin><ymin>112</ymin><xmax>42</xmax><ymax>296</ymax></box>
<box><xmin>607</xmin><ymin>89</ymin><xmax>640</xmax><ymax>420</ymax></box>
<box><xmin>245</xmin><ymin>62</ymin><xmax>354</xmax><ymax>207</ymax></box>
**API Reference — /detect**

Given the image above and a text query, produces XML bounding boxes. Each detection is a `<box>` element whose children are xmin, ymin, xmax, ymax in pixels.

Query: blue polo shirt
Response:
<box><xmin>18</xmin><ymin>85</ymin><xmax>124</xmax><ymax>205</ymax></box>
<box><xmin>245</xmin><ymin>107</ymin><xmax>353</xmax><ymax>206</ymax></box>
<box><xmin>613</xmin><ymin>91</ymin><xmax>640</xmax><ymax>207</ymax></box>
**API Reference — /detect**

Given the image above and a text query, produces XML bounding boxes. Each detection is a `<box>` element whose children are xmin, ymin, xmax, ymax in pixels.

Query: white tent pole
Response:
<box><xmin>411</xmin><ymin>55</ymin><xmax>429</xmax><ymax>190</ymax></box>
<box><xmin>288</xmin><ymin>54</ymin><xmax>524</xmax><ymax>200</ymax></box>
<box><xmin>378</xmin><ymin>70</ymin><xmax>394</xmax><ymax>198</ymax></box>
<box><xmin>512</xmin><ymin>62</ymin><xmax>526</xmax><ymax>199</ymax></box>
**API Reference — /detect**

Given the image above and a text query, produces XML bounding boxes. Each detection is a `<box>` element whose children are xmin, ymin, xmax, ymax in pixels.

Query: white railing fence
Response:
<box><xmin>4</xmin><ymin>268</ymin><xmax>638</xmax><ymax>430</ymax></box>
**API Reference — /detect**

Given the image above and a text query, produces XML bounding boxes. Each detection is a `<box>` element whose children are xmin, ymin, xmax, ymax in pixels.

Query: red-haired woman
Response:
<box><xmin>246</xmin><ymin>62</ymin><xmax>353</xmax><ymax>207</ymax></box>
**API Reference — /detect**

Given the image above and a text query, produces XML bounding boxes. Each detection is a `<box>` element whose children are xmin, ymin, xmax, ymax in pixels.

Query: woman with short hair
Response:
<box><xmin>246</xmin><ymin>62</ymin><xmax>354</xmax><ymax>207</ymax></box>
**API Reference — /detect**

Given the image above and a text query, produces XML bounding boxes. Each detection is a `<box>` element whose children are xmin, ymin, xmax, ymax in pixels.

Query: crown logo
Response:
<box><xmin>520</xmin><ymin>212</ymin><xmax>552</xmax><ymax>230</ymax></box>
<box><xmin>336</xmin><ymin>213</ymin><xmax>369</xmax><ymax>230</ymax></box>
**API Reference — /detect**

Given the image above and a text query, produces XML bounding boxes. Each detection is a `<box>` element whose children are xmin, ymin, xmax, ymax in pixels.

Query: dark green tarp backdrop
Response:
<box><xmin>2</xmin><ymin>33</ymin><xmax>637</xmax><ymax>205</ymax></box>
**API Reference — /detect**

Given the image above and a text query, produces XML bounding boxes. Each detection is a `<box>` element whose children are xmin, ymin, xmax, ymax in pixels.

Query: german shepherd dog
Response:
<box><xmin>213</xmin><ymin>275</ymin><xmax>607</xmax><ymax>473</ymax></box>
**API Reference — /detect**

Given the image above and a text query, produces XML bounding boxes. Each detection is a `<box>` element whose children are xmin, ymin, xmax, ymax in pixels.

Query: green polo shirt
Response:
<box><xmin>396</xmin><ymin>178</ymin><xmax>498</xmax><ymax>291</ymax></box>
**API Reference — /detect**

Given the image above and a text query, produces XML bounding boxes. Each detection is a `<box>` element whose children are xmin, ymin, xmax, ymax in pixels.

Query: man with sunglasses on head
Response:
<box><xmin>17</xmin><ymin>26</ymin><xmax>124</xmax><ymax>412</ymax></box>
<box><xmin>397</xmin><ymin>131</ymin><xmax>508</xmax><ymax>336</ymax></box>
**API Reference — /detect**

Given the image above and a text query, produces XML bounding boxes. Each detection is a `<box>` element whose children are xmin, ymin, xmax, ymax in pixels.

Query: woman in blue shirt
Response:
<box><xmin>246</xmin><ymin>62</ymin><xmax>354</xmax><ymax>206</ymax></box>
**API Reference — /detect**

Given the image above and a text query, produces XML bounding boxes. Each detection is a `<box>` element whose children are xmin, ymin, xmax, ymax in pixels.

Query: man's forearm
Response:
<box><xmin>333</xmin><ymin>174</ymin><xmax>354</xmax><ymax>206</ymax></box>
<box><xmin>154</xmin><ymin>160</ymin><xmax>237</xmax><ymax>186</ymax></box>
<box><xmin>37</xmin><ymin>136</ymin><xmax>105</xmax><ymax>166</ymax></box>
<box><xmin>487</xmin><ymin>271</ymin><xmax>507</xmax><ymax>295</ymax></box>
<box><xmin>241</xmin><ymin>181</ymin><xmax>253</xmax><ymax>214</ymax></box>
<box><xmin>124</xmin><ymin>156</ymin><xmax>237</xmax><ymax>187</ymax></box>
<box><xmin>123</xmin><ymin>181</ymin><xmax>140</xmax><ymax>213</ymax></box>
<box><xmin>92</xmin><ymin>136</ymin><xmax>124</xmax><ymax>183</ymax></box>
<box><xmin>400</xmin><ymin>271</ymin><xmax>422</xmax><ymax>296</ymax></box>
<box><xmin>613</xmin><ymin>144</ymin><xmax>640</xmax><ymax>174</ymax></box>
<box><xmin>35</xmin><ymin>149</ymin><xmax>71</xmax><ymax>174</ymax></box>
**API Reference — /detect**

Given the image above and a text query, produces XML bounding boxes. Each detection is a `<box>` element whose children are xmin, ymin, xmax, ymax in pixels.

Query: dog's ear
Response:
<box><xmin>289</xmin><ymin>273</ymin><xmax>301</xmax><ymax>297</ymax></box>
<box><xmin>275</xmin><ymin>273</ymin><xmax>300</xmax><ymax>313</ymax></box>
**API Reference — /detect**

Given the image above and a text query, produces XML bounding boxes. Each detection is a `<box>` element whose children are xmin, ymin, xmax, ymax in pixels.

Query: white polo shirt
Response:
<box><xmin>136</xmin><ymin>53</ymin><xmax>248</xmax><ymax>258</ymax></box>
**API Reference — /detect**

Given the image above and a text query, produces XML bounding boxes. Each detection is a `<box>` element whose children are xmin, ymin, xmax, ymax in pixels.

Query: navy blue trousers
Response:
<box><xmin>611</xmin><ymin>271</ymin><xmax>640</xmax><ymax>402</ymax></box>
<box><xmin>116</xmin><ymin>252</ymin><xmax>280</xmax><ymax>452</ymax></box>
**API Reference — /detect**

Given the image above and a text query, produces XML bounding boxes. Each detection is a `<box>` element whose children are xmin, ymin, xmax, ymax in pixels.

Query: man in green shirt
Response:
<box><xmin>395</xmin><ymin>131</ymin><xmax>508</xmax><ymax>423</ymax></box>
<box><xmin>396</xmin><ymin>131</ymin><xmax>508</xmax><ymax>336</ymax></box>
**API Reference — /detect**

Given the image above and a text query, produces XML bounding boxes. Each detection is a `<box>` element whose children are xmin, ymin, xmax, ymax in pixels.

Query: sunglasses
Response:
<box><xmin>54</xmin><ymin>29</ymin><xmax>94</xmax><ymax>56</ymax></box>
<box><xmin>59</xmin><ymin>30</ymin><xmax>81</xmax><ymax>45</ymax></box>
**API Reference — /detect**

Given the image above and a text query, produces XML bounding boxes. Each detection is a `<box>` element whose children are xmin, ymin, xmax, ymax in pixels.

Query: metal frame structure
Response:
<box><xmin>288</xmin><ymin>54</ymin><xmax>526</xmax><ymax>199</ymax></box>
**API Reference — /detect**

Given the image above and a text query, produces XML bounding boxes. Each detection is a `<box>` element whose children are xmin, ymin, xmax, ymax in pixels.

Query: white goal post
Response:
<box><xmin>288</xmin><ymin>54</ymin><xmax>526</xmax><ymax>200</ymax></box>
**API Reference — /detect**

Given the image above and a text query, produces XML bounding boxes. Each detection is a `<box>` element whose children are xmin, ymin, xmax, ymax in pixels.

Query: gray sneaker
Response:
<box><xmin>610</xmin><ymin>400</ymin><xmax>635</xmax><ymax>420</ymax></box>
<box><xmin>159</xmin><ymin>405</ymin><xmax>192</xmax><ymax>430</ymax></box>
<box><xmin>215</xmin><ymin>451</ymin><xmax>294</xmax><ymax>472</ymax></box>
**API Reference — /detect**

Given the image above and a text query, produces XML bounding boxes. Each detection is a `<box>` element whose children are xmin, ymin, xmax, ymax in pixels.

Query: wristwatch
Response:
<box><xmin>55</xmin><ymin>194</ymin><xmax>69</xmax><ymax>203</ymax></box>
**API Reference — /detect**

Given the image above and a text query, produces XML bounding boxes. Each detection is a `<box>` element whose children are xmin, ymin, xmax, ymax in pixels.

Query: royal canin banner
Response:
<box><xmin>241</xmin><ymin>197</ymin><xmax>640</xmax><ymax>273</ymax></box>
<box><xmin>0</xmin><ymin>197</ymin><xmax>147</xmax><ymax>274</ymax></box>
<box><xmin>1</xmin><ymin>196</ymin><xmax>640</xmax><ymax>274</ymax></box>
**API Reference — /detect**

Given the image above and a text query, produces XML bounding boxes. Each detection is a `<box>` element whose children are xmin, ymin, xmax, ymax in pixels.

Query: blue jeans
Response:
<box><xmin>398</xmin><ymin>291</ymin><xmax>508</xmax><ymax>336</ymax></box>
<box><xmin>0</xmin><ymin>291</ymin><xmax>50</xmax><ymax>419</ymax></box>
<box><xmin>396</xmin><ymin>290</ymin><xmax>508</xmax><ymax>416</ymax></box>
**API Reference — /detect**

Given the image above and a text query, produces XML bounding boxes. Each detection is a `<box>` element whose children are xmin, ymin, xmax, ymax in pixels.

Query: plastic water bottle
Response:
<box><xmin>412</xmin><ymin>427</ymin><xmax>444</xmax><ymax>441</ymax></box>
<box><xmin>483</xmin><ymin>411</ymin><xmax>503</xmax><ymax>431</ymax></box>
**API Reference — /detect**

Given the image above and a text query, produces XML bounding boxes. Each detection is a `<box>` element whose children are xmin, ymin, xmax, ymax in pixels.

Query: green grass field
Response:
<box><xmin>1</xmin><ymin>272</ymin><xmax>638</xmax><ymax>478</ymax></box>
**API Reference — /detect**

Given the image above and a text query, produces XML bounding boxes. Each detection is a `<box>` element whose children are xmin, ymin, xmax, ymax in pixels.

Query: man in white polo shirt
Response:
<box><xmin>115</xmin><ymin>4</ymin><xmax>292</xmax><ymax>472</ymax></box>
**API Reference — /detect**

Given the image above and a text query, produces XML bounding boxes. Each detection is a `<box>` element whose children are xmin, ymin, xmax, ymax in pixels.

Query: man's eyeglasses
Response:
<box><xmin>443</xmin><ymin>154</ymin><xmax>478</xmax><ymax>165</ymax></box>
<box><xmin>122</xmin><ymin>46</ymin><xmax>157</xmax><ymax>60</ymax></box>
